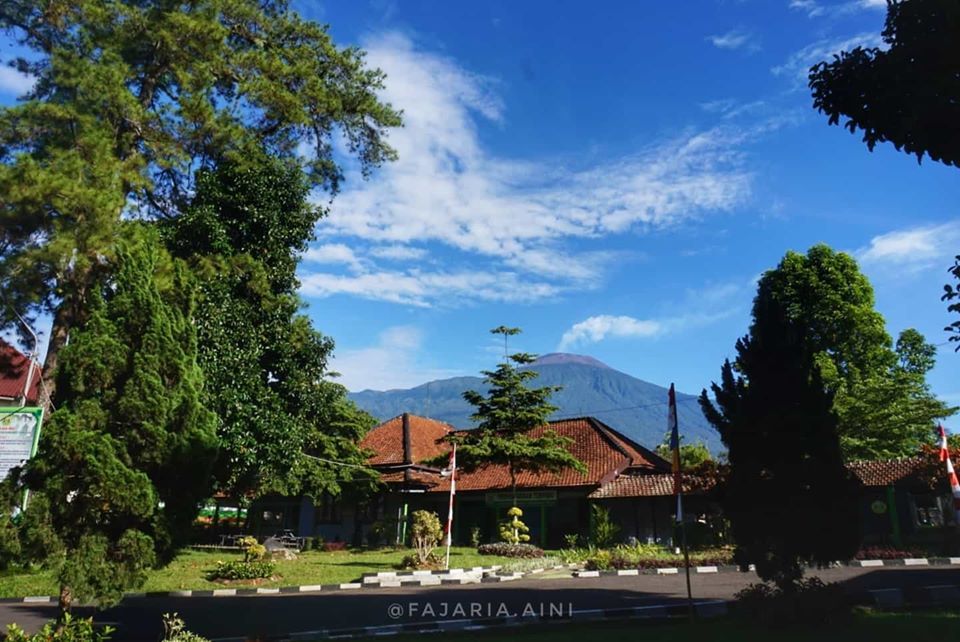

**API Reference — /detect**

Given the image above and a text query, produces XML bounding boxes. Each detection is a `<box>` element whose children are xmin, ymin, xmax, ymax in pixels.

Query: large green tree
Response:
<box><xmin>700</xmin><ymin>297</ymin><xmax>860</xmax><ymax>591</ymax></box>
<box><xmin>809</xmin><ymin>0</ymin><xmax>960</xmax><ymax>168</ymax></box>
<box><xmin>446</xmin><ymin>327</ymin><xmax>585</xmax><ymax>505</ymax></box>
<box><xmin>0</xmin><ymin>0</ymin><xmax>401</xmax><ymax>410</ymax></box>
<box><xmin>14</xmin><ymin>227</ymin><xmax>218</xmax><ymax>613</ymax></box>
<box><xmin>163</xmin><ymin>152</ymin><xmax>377</xmax><ymax>499</ymax></box>
<box><xmin>754</xmin><ymin>244</ymin><xmax>954</xmax><ymax>459</ymax></box>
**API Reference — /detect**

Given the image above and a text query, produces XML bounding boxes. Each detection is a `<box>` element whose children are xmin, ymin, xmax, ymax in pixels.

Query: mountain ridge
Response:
<box><xmin>347</xmin><ymin>354</ymin><xmax>722</xmax><ymax>452</ymax></box>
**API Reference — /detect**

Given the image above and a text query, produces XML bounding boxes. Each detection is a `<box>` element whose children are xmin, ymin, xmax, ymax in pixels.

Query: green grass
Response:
<box><xmin>0</xmin><ymin>547</ymin><xmax>518</xmax><ymax>598</ymax></box>
<box><xmin>358</xmin><ymin>610</ymin><xmax>959</xmax><ymax>642</ymax></box>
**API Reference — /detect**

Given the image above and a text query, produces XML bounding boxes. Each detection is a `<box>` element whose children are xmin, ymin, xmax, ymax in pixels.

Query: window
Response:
<box><xmin>315</xmin><ymin>493</ymin><xmax>342</xmax><ymax>524</ymax></box>
<box><xmin>912</xmin><ymin>494</ymin><xmax>944</xmax><ymax>528</ymax></box>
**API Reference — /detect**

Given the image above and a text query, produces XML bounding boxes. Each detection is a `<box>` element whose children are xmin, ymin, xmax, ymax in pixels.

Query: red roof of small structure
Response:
<box><xmin>360</xmin><ymin>414</ymin><xmax>454</xmax><ymax>466</ymax></box>
<box><xmin>848</xmin><ymin>457</ymin><xmax>924</xmax><ymax>487</ymax></box>
<box><xmin>588</xmin><ymin>473</ymin><xmax>716</xmax><ymax>498</ymax></box>
<box><xmin>0</xmin><ymin>341</ymin><xmax>40</xmax><ymax>403</ymax></box>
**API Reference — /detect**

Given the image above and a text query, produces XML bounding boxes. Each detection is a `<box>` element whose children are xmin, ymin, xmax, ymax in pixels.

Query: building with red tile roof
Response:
<box><xmin>0</xmin><ymin>341</ymin><xmax>41</xmax><ymax>405</ymax></box>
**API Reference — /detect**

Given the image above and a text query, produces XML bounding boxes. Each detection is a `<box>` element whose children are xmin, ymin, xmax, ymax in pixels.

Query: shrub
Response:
<box><xmin>206</xmin><ymin>559</ymin><xmax>275</xmax><ymax>581</ymax></box>
<box><xmin>499</xmin><ymin>507</ymin><xmax>530</xmax><ymax>544</ymax></box>
<box><xmin>590</xmin><ymin>505</ymin><xmax>620</xmax><ymax>548</ymax></box>
<box><xmin>400</xmin><ymin>551</ymin><xmax>443</xmax><ymax>570</ymax></box>
<box><xmin>585</xmin><ymin>549</ymin><xmax>612</xmax><ymax>570</ymax></box>
<box><xmin>4</xmin><ymin>614</ymin><xmax>114</xmax><ymax>642</ymax></box>
<box><xmin>322</xmin><ymin>541</ymin><xmax>346</xmax><ymax>552</ymax></box>
<box><xmin>161</xmin><ymin>613</ymin><xmax>210</xmax><ymax>642</ymax></box>
<box><xmin>562</xmin><ymin>533</ymin><xmax>579</xmax><ymax>549</ymax></box>
<box><xmin>470</xmin><ymin>526</ymin><xmax>482</xmax><ymax>548</ymax></box>
<box><xmin>477</xmin><ymin>542</ymin><xmax>544</xmax><ymax>558</ymax></box>
<box><xmin>733</xmin><ymin>577</ymin><xmax>850</xmax><ymax>627</ymax></box>
<box><xmin>855</xmin><ymin>545</ymin><xmax>922</xmax><ymax>560</ymax></box>
<box><xmin>410</xmin><ymin>510</ymin><xmax>443</xmax><ymax>565</ymax></box>
<box><xmin>237</xmin><ymin>536</ymin><xmax>266</xmax><ymax>562</ymax></box>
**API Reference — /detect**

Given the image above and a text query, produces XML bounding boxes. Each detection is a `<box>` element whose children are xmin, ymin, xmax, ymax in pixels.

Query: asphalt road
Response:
<box><xmin>2</xmin><ymin>566</ymin><xmax>958</xmax><ymax>641</ymax></box>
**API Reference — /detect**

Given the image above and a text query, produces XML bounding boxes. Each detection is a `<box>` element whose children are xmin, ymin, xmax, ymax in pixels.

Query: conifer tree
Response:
<box><xmin>700</xmin><ymin>298</ymin><xmax>860</xmax><ymax>591</ymax></box>
<box><xmin>449</xmin><ymin>327</ymin><xmax>585</xmax><ymax>505</ymax></box>
<box><xmin>16</xmin><ymin>227</ymin><xmax>217</xmax><ymax>613</ymax></box>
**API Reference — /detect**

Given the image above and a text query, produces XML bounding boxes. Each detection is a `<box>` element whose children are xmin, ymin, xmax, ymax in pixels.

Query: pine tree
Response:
<box><xmin>450</xmin><ymin>327</ymin><xmax>585</xmax><ymax>505</ymax></box>
<box><xmin>16</xmin><ymin>227</ymin><xmax>218</xmax><ymax>613</ymax></box>
<box><xmin>700</xmin><ymin>298</ymin><xmax>860</xmax><ymax>591</ymax></box>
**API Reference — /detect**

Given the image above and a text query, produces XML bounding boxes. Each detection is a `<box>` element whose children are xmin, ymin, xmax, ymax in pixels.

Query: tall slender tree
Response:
<box><xmin>15</xmin><ymin>227</ymin><xmax>218</xmax><ymax>613</ymax></box>
<box><xmin>447</xmin><ymin>327</ymin><xmax>585</xmax><ymax>505</ymax></box>
<box><xmin>0</xmin><ymin>1</ymin><xmax>401</xmax><ymax>411</ymax></box>
<box><xmin>700</xmin><ymin>298</ymin><xmax>860</xmax><ymax>591</ymax></box>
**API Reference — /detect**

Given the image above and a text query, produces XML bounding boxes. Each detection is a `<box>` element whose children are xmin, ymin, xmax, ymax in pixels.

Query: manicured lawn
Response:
<box><xmin>359</xmin><ymin>610</ymin><xmax>957</xmax><ymax>642</ymax></box>
<box><xmin>0</xmin><ymin>547</ymin><xmax>519</xmax><ymax>598</ymax></box>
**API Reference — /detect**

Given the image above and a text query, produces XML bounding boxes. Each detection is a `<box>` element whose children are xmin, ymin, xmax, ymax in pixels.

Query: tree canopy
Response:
<box><xmin>0</xmin><ymin>0</ymin><xmax>402</xmax><ymax>408</ymax></box>
<box><xmin>751</xmin><ymin>245</ymin><xmax>954</xmax><ymax>459</ymax></box>
<box><xmin>13</xmin><ymin>227</ymin><xmax>218</xmax><ymax>611</ymax></box>
<box><xmin>700</xmin><ymin>296</ymin><xmax>860</xmax><ymax>591</ymax></box>
<box><xmin>163</xmin><ymin>152</ymin><xmax>377</xmax><ymax>499</ymax></box>
<box><xmin>809</xmin><ymin>0</ymin><xmax>960</xmax><ymax>168</ymax></box>
<box><xmin>446</xmin><ymin>327</ymin><xmax>585</xmax><ymax>504</ymax></box>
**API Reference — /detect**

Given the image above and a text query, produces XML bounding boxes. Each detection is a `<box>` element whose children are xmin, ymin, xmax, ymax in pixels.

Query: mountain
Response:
<box><xmin>347</xmin><ymin>353</ymin><xmax>722</xmax><ymax>453</ymax></box>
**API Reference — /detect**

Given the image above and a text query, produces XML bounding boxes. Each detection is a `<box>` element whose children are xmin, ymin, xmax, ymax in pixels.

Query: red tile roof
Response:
<box><xmin>360</xmin><ymin>414</ymin><xmax>453</xmax><ymax>466</ymax></box>
<box><xmin>429</xmin><ymin>417</ymin><xmax>669</xmax><ymax>493</ymax></box>
<box><xmin>0</xmin><ymin>341</ymin><xmax>40</xmax><ymax>403</ymax></box>
<box><xmin>848</xmin><ymin>457</ymin><xmax>924</xmax><ymax>487</ymax></box>
<box><xmin>588</xmin><ymin>473</ymin><xmax>715</xmax><ymax>498</ymax></box>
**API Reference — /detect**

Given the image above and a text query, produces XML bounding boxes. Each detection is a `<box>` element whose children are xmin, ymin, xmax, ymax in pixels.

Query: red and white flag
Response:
<box><xmin>939</xmin><ymin>425</ymin><xmax>960</xmax><ymax>524</ymax></box>
<box><xmin>443</xmin><ymin>444</ymin><xmax>456</xmax><ymax>568</ymax></box>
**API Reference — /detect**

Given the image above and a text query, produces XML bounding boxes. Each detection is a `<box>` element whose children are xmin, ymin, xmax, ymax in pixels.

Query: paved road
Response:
<box><xmin>2</xmin><ymin>566</ymin><xmax>958</xmax><ymax>641</ymax></box>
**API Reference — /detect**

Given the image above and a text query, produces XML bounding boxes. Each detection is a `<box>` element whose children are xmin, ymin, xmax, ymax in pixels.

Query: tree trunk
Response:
<box><xmin>39</xmin><ymin>301</ymin><xmax>72</xmax><ymax>415</ymax></box>
<box><xmin>57</xmin><ymin>582</ymin><xmax>73</xmax><ymax>622</ymax></box>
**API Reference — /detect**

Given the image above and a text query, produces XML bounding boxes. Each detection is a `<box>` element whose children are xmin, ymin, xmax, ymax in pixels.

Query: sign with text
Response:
<box><xmin>0</xmin><ymin>407</ymin><xmax>43</xmax><ymax>481</ymax></box>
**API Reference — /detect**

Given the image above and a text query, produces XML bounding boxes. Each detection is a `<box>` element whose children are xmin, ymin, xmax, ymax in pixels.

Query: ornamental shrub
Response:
<box><xmin>4</xmin><ymin>614</ymin><xmax>113</xmax><ymax>642</ymax></box>
<box><xmin>499</xmin><ymin>507</ymin><xmax>530</xmax><ymax>544</ymax></box>
<box><xmin>477</xmin><ymin>542</ymin><xmax>544</xmax><ymax>558</ymax></box>
<box><xmin>410</xmin><ymin>510</ymin><xmax>443</xmax><ymax>566</ymax></box>
<box><xmin>590</xmin><ymin>505</ymin><xmax>620</xmax><ymax>548</ymax></box>
<box><xmin>206</xmin><ymin>559</ymin><xmax>275</xmax><ymax>581</ymax></box>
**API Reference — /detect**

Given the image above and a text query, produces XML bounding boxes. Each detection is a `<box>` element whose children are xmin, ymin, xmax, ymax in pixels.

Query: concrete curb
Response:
<box><xmin>208</xmin><ymin>599</ymin><xmax>731</xmax><ymax>642</ymax></box>
<box><xmin>570</xmin><ymin>557</ymin><xmax>960</xmax><ymax>578</ymax></box>
<box><xmin>0</xmin><ymin>565</ymin><xmax>580</xmax><ymax>604</ymax></box>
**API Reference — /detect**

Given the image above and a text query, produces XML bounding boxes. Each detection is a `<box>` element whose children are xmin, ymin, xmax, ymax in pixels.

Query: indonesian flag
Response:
<box><xmin>939</xmin><ymin>425</ymin><xmax>960</xmax><ymax>524</ymax></box>
<box><xmin>668</xmin><ymin>384</ymin><xmax>682</xmax><ymax>521</ymax></box>
<box><xmin>444</xmin><ymin>444</ymin><xmax>456</xmax><ymax>546</ymax></box>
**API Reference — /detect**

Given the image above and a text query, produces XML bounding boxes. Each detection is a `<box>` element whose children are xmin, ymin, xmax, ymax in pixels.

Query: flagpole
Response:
<box><xmin>669</xmin><ymin>384</ymin><xmax>695</xmax><ymax>620</ymax></box>
<box><xmin>444</xmin><ymin>444</ymin><xmax>457</xmax><ymax>570</ymax></box>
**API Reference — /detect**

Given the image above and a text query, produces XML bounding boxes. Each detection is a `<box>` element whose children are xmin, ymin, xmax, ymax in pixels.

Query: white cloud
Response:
<box><xmin>772</xmin><ymin>32</ymin><xmax>884</xmax><ymax>85</ymax></box>
<box><xmin>0</xmin><ymin>65</ymin><xmax>34</xmax><ymax>95</ymax></box>
<box><xmin>789</xmin><ymin>0</ymin><xmax>826</xmax><ymax>18</ymax></box>
<box><xmin>559</xmin><ymin>315</ymin><xmax>664</xmax><ymax>349</ymax></box>
<box><xmin>302</xmin><ymin>243</ymin><xmax>363</xmax><ymax>271</ymax></box>
<box><xmin>707</xmin><ymin>30</ymin><xmax>757</xmax><ymax>51</ymax></box>
<box><xmin>300</xmin><ymin>268</ymin><xmax>563</xmax><ymax>307</ymax></box>
<box><xmin>330</xmin><ymin>325</ymin><xmax>462</xmax><ymax>391</ymax></box>
<box><xmin>301</xmin><ymin>32</ymin><xmax>783</xmax><ymax>307</ymax></box>
<box><xmin>369</xmin><ymin>245</ymin><xmax>428</xmax><ymax>261</ymax></box>
<box><xmin>858</xmin><ymin>221</ymin><xmax>960</xmax><ymax>274</ymax></box>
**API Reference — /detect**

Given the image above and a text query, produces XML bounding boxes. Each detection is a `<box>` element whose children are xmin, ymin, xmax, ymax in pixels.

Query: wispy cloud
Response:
<box><xmin>330</xmin><ymin>325</ymin><xmax>462</xmax><ymax>391</ymax></box>
<box><xmin>789</xmin><ymin>0</ymin><xmax>888</xmax><ymax>19</ymax></box>
<box><xmin>301</xmin><ymin>32</ymin><xmax>791</xmax><ymax>307</ymax></box>
<box><xmin>772</xmin><ymin>32</ymin><xmax>884</xmax><ymax>85</ymax></box>
<box><xmin>0</xmin><ymin>65</ymin><xmax>34</xmax><ymax>95</ymax></box>
<box><xmin>858</xmin><ymin>221</ymin><xmax>960</xmax><ymax>274</ymax></box>
<box><xmin>369</xmin><ymin>245</ymin><xmax>428</xmax><ymax>261</ymax></box>
<box><xmin>707</xmin><ymin>29</ymin><xmax>758</xmax><ymax>51</ymax></box>
<box><xmin>558</xmin><ymin>279</ymin><xmax>750</xmax><ymax>349</ymax></box>
<box><xmin>302</xmin><ymin>243</ymin><xmax>364</xmax><ymax>271</ymax></box>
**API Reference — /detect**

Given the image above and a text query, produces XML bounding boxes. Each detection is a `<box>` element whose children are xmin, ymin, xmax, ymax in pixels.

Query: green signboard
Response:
<box><xmin>0</xmin><ymin>406</ymin><xmax>43</xmax><ymax>481</ymax></box>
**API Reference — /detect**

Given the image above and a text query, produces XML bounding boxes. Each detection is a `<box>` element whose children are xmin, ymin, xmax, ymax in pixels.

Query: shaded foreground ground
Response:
<box><xmin>1</xmin><ymin>566</ymin><xmax>958</xmax><ymax>641</ymax></box>
<box><xmin>356</xmin><ymin>610</ymin><xmax>958</xmax><ymax>642</ymax></box>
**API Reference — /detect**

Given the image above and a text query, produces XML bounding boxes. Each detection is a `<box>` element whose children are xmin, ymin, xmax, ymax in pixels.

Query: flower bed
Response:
<box><xmin>854</xmin><ymin>545</ymin><xmax>924</xmax><ymax>560</ymax></box>
<box><xmin>477</xmin><ymin>543</ymin><xmax>545</xmax><ymax>558</ymax></box>
<box><xmin>582</xmin><ymin>545</ymin><xmax>734</xmax><ymax>571</ymax></box>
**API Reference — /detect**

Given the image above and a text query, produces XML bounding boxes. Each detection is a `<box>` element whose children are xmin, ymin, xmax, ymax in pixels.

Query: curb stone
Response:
<box><xmin>569</xmin><ymin>556</ymin><xmax>960</xmax><ymax>578</ymax></box>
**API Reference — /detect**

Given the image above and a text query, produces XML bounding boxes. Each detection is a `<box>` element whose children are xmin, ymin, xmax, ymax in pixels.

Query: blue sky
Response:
<box><xmin>1</xmin><ymin>1</ymin><xmax>958</xmax><ymax>429</ymax></box>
